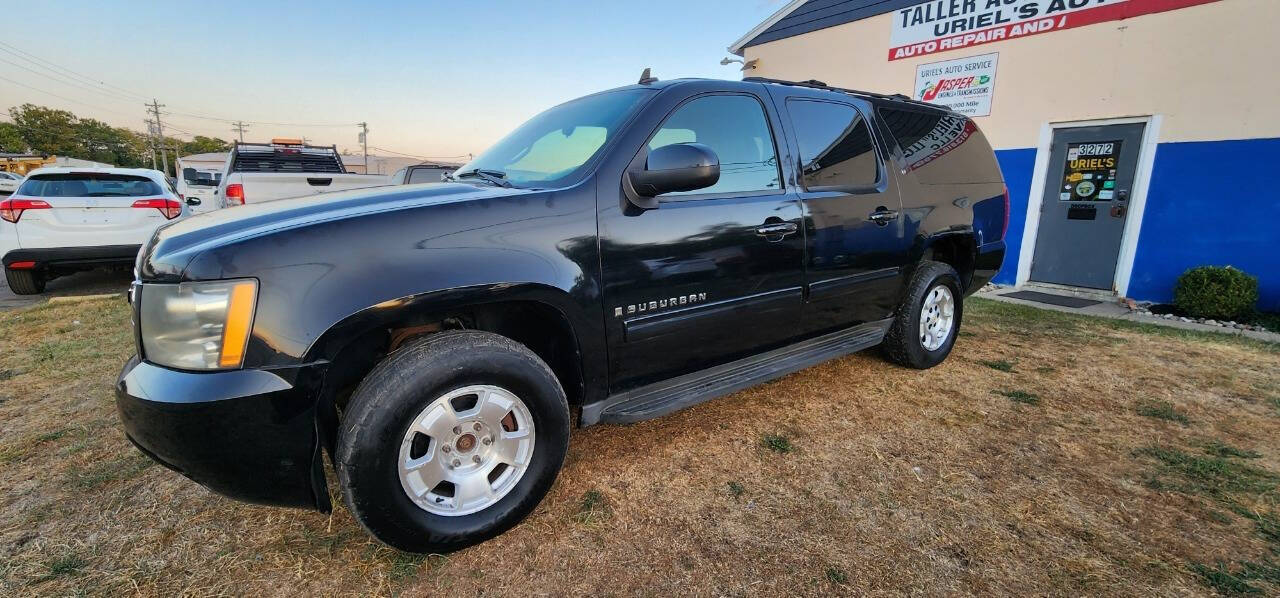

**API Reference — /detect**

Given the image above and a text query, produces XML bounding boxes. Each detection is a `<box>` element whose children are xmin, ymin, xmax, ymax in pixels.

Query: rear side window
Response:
<box><xmin>878</xmin><ymin>106</ymin><xmax>1001</xmax><ymax>184</ymax></box>
<box><xmin>407</xmin><ymin>168</ymin><xmax>447</xmax><ymax>184</ymax></box>
<box><xmin>17</xmin><ymin>173</ymin><xmax>162</xmax><ymax>197</ymax></box>
<box><xmin>787</xmin><ymin>100</ymin><xmax>879</xmax><ymax>190</ymax></box>
<box><xmin>647</xmin><ymin>94</ymin><xmax>781</xmax><ymax>197</ymax></box>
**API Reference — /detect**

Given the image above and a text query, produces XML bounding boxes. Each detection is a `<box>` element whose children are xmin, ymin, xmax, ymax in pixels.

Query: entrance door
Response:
<box><xmin>1030</xmin><ymin>123</ymin><xmax>1144</xmax><ymax>289</ymax></box>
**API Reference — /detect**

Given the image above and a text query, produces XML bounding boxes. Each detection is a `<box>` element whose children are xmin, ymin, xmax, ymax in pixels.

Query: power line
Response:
<box><xmin>0</xmin><ymin>42</ymin><xmax>360</xmax><ymax>131</ymax></box>
<box><xmin>0</xmin><ymin>55</ymin><xmax>141</xmax><ymax>105</ymax></box>
<box><xmin>157</xmin><ymin>121</ymin><xmax>199</xmax><ymax>138</ymax></box>
<box><xmin>230</xmin><ymin>121</ymin><xmax>249</xmax><ymax>142</ymax></box>
<box><xmin>162</xmin><ymin>108</ymin><xmax>357</xmax><ymax>128</ymax></box>
<box><xmin>368</xmin><ymin>146</ymin><xmax>471</xmax><ymax>161</ymax></box>
<box><xmin>0</xmin><ymin>44</ymin><xmax>353</xmax><ymax>128</ymax></box>
<box><xmin>0</xmin><ymin>40</ymin><xmax>151</xmax><ymax>102</ymax></box>
<box><xmin>0</xmin><ymin>74</ymin><xmax>140</xmax><ymax>119</ymax></box>
<box><xmin>159</xmin><ymin>120</ymin><xmax>234</xmax><ymax>139</ymax></box>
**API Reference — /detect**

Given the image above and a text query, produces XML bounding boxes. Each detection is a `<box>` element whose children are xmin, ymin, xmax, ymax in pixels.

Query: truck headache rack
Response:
<box><xmin>229</xmin><ymin>141</ymin><xmax>347</xmax><ymax>173</ymax></box>
<box><xmin>742</xmin><ymin>77</ymin><xmax>950</xmax><ymax>111</ymax></box>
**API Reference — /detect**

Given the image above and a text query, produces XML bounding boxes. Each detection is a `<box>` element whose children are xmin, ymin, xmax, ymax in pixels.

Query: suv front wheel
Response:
<box><xmin>336</xmin><ymin>330</ymin><xmax>570</xmax><ymax>553</ymax></box>
<box><xmin>882</xmin><ymin>260</ymin><xmax>963</xmax><ymax>369</ymax></box>
<box><xmin>5</xmin><ymin>268</ymin><xmax>45</xmax><ymax>295</ymax></box>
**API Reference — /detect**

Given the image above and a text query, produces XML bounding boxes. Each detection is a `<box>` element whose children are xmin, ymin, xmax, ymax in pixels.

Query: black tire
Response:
<box><xmin>5</xmin><ymin>268</ymin><xmax>45</xmax><ymax>295</ymax></box>
<box><xmin>336</xmin><ymin>330</ymin><xmax>570</xmax><ymax>553</ymax></box>
<box><xmin>881</xmin><ymin>260</ymin><xmax>963</xmax><ymax>369</ymax></box>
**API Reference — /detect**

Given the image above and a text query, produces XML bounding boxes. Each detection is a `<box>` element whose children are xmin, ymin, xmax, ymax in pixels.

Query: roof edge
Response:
<box><xmin>728</xmin><ymin>0</ymin><xmax>809</xmax><ymax>56</ymax></box>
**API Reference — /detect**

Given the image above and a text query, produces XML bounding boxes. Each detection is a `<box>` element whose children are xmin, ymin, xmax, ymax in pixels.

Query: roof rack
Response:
<box><xmin>742</xmin><ymin>77</ymin><xmax>951</xmax><ymax>111</ymax></box>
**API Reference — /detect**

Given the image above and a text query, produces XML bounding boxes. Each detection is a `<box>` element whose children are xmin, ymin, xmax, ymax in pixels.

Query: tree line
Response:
<box><xmin>0</xmin><ymin>104</ymin><xmax>230</xmax><ymax>175</ymax></box>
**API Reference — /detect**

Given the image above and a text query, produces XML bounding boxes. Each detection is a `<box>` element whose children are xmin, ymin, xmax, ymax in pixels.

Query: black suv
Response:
<box><xmin>117</xmin><ymin>76</ymin><xmax>1007</xmax><ymax>552</ymax></box>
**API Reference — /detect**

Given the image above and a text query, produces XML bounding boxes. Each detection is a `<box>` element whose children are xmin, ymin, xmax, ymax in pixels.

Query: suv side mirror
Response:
<box><xmin>185</xmin><ymin>197</ymin><xmax>202</xmax><ymax>206</ymax></box>
<box><xmin>625</xmin><ymin>143</ymin><xmax>720</xmax><ymax>208</ymax></box>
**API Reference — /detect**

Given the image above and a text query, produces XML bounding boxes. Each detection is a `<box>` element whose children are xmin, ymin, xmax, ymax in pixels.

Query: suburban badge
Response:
<box><xmin>615</xmin><ymin>292</ymin><xmax>707</xmax><ymax>317</ymax></box>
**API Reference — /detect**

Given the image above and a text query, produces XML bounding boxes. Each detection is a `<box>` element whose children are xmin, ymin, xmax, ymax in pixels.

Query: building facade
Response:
<box><xmin>731</xmin><ymin>0</ymin><xmax>1279</xmax><ymax>309</ymax></box>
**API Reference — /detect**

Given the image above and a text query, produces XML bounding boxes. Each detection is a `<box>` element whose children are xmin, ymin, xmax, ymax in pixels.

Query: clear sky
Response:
<box><xmin>0</xmin><ymin>0</ymin><xmax>784</xmax><ymax>160</ymax></box>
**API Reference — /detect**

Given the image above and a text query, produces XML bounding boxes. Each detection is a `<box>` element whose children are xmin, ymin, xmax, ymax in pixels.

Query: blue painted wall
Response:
<box><xmin>1129</xmin><ymin>139</ymin><xmax>1280</xmax><ymax>311</ymax></box>
<box><xmin>990</xmin><ymin>139</ymin><xmax>1280</xmax><ymax>311</ymax></box>
<box><xmin>992</xmin><ymin>148</ymin><xmax>1036</xmax><ymax>285</ymax></box>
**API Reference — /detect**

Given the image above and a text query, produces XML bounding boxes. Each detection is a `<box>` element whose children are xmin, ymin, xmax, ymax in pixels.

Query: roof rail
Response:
<box><xmin>742</xmin><ymin>76</ymin><xmax>951</xmax><ymax>112</ymax></box>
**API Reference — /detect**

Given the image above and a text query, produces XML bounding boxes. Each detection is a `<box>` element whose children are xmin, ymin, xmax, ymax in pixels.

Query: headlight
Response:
<box><xmin>139</xmin><ymin>279</ymin><xmax>258</xmax><ymax>370</ymax></box>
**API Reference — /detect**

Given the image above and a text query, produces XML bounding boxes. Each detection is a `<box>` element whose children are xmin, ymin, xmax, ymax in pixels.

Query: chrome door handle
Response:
<box><xmin>755</xmin><ymin>222</ymin><xmax>798</xmax><ymax>236</ymax></box>
<box><xmin>868</xmin><ymin>210</ymin><xmax>899</xmax><ymax>225</ymax></box>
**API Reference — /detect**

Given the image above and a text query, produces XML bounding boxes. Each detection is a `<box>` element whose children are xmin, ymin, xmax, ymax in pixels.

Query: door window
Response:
<box><xmin>878</xmin><ymin>106</ymin><xmax>995</xmax><ymax>184</ymax></box>
<box><xmin>407</xmin><ymin>168</ymin><xmax>447</xmax><ymax>184</ymax></box>
<box><xmin>787</xmin><ymin>100</ymin><xmax>879</xmax><ymax>190</ymax></box>
<box><xmin>647</xmin><ymin>95</ymin><xmax>781</xmax><ymax>197</ymax></box>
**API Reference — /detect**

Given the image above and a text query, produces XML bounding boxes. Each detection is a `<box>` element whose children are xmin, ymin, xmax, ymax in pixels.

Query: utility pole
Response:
<box><xmin>358</xmin><ymin>122</ymin><xmax>368</xmax><ymax>174</ymax></box>
<box><xmin>231</xmin><ymin>121</ymin><xmax>249</xmax><ymax>142</ymax></box>
<box><xmin>144</xmin><ymin>118</ymin><xmax>158</xmax><ymax>169</ymax></box>
<box><xmin>146</xmin><ymin>99</ymin><xmax>167</xmax><ymax>175</ymax></box>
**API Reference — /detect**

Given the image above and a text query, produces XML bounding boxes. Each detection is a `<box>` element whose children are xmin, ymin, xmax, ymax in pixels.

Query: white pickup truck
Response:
<box><xmin>217</xmin><ymin>139</ymin><xmax>390</xmax><ymax>206</ymax></box>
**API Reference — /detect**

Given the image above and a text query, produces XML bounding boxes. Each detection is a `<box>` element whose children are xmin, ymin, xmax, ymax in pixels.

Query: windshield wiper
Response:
<box><xmin>454</xmin><ymin>169</ymin><xmax>513</xmax><ymax>188</ymax></box>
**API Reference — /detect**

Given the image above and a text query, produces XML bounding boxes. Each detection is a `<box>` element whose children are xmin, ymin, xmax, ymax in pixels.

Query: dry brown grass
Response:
<box><xmin>1</xmin><ymin>296</ymin><xmax>1278</xmax><ymax>596</ymax></box>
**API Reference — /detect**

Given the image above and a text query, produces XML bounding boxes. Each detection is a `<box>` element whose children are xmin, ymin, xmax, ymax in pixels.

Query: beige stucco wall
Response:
<box><xmin>742</xmin><ymin>0</ymin><xmax>1277</xmax><ymax>149</ymax></box>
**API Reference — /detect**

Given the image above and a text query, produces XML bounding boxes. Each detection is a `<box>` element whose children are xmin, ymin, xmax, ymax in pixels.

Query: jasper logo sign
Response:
<box><xmin>914</xmin><ymin>52</ymin><xmax>998</xmax><ymax>116</ymax></box>
<box><xmin>889</xmin><ymin>0</ymin><xmax>1224</xmax><ymax>61</ymax></box>
<box><xmin>921</xmin><ymin>74</ymin><xmax>991</xmax><ymax>101</ymax></box>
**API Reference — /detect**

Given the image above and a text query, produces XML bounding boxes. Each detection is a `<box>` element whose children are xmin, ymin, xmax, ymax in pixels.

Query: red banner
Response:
<box><xmin>889</xmin><ymin>0</ymin><xmax>1223</xmax><ymax>61</ymax></box>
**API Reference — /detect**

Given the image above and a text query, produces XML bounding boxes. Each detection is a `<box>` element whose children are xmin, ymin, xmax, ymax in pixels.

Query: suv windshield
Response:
<box><xmin>455</xmin><ymin>88</ymin><xmax>651</xmax><ymax>188</ymax></box>
<box><xmin>17</xmin><ymin>173</ymin><xmax>163</xmax><ymax>197</ymax></box>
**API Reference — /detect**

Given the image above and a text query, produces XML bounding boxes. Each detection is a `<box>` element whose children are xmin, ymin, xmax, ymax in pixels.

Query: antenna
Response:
<box><xmin>638</xmin><ymin>68</ymin><xmax>657</xmax><ymax>85</ymax></box>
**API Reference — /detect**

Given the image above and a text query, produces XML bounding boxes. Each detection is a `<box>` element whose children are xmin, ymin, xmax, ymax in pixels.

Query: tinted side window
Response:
<box><xmin>879</xmin><ymin>106</ymin><xmax>1001</xmax><ymax>184</ymax></box>
<box><xmin>648</xmin><ymin>94</ymin><xmax>780</xmax><ymax>196</ymax></box>
<box><xmin>788</xmin><ymin>100</ymin><xmax>878</xmax><ymax>189</ymax></box>
<box><xmin>407</xmin><ymin>168</ymin><xmax>445</xmax><ymax>184</ymax></box>
<box><xmin>879</xmin><ymin>106</ymin><xmax>948</xmax><ymax>151</ymax></box>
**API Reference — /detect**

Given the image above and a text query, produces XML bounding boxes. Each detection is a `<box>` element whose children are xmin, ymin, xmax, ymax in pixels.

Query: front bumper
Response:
<box><xmin>115</xmin><ymin>356</ymin><xmax>330</xmax><ymax>511</ymax></box>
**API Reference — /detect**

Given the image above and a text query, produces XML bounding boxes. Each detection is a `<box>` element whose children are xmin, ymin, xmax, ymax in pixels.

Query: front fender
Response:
<box><xmin>174</xmin><ymin>187</ymin><xmax>603</xmax><ymax>370</ymax></box>
<box><xmin>302</xmin><ymin>281</ymin><xmax>600</xmax><ymax>365</ymax></box>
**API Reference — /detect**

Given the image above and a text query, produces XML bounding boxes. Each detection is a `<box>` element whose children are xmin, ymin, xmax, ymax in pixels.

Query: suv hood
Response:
<box><xmin>138</xmin><ymin>183</ymin><xmax>536</xmax><ymax>280</ymax></box>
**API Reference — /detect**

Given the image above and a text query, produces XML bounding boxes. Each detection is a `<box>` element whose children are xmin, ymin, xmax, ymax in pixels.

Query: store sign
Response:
<box><xmin>913</xmin><ymin>52</ymin><xmax>998</xmax><ymax>116</ymax></box>
<box><xmin>889</xmin><ymin>0</ymin><xmax>1223</xmax><ymax>61</ymax></box>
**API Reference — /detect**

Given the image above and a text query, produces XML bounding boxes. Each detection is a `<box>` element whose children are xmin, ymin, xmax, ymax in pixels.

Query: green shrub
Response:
<box><xmin>1174</xmin><ymin>266</ymin><xmax>1258</xmax><ymax>320</ymax></box>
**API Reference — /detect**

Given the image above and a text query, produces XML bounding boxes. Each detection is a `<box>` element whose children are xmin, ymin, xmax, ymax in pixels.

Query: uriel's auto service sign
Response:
<box><xmin>889</xmin><ymin>0</ymin><xmax>1223</xmax><ymax>61</ymax></box>
<box><xmin>914</xmin><ymin>52</ymin><xmax>998</xmax><ymax>116</ymax></box>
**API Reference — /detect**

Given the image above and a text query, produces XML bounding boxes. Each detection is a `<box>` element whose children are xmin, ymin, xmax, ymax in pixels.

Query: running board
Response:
<box><xmin>582</xmin><ymin>319</ymin><xmax>892</xmax><ymax>426</ymax></box>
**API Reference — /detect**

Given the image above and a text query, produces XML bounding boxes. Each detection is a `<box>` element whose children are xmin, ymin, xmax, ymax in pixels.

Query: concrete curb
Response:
<box><xmin>47</xmin><ymin>293</ymin><xmax>125</xmax><ymax>304</ymax></box>
<box><xmin>975</xmin><ymin>289</ymin><xmax>1280</xmax><ymax>344</ymax></box>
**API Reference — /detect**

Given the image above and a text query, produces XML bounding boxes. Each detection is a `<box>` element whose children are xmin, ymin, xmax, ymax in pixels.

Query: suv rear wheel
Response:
<box><xmin>336</xmin><ymin>331</ymin><xmax>570</xmax><ymax>553</ymax></box>
<box><xmin>5</xmin><ymin>269</ymin><xmax>45</xmax><ymax>295</ymax></box>
<box><xmin>881</xmin><ymin>260</ymin><xmax>962</xmax><ymax>369</ymax></box>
